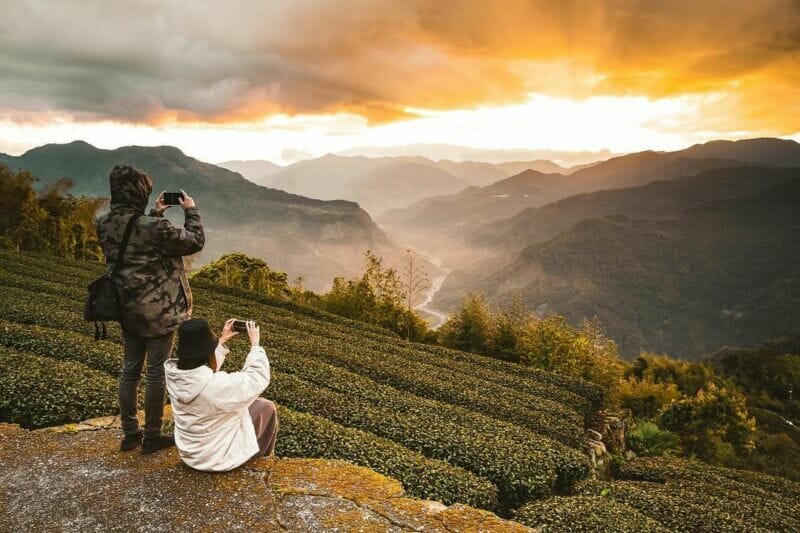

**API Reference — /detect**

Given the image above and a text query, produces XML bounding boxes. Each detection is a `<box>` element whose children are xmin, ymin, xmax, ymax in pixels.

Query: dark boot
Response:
<box><xmin>120</xmin><ymin>430</ymin><xmax>143</xmax><ymax>452</ymax></box>
<box><xmin>142</xmin><ymin>434</ymin><xmax>175</xmax><ymax>455</ymax></box>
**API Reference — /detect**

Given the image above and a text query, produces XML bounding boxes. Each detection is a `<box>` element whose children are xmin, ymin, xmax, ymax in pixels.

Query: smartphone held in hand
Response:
<box><xmin>232</xmin><ymin>320</ymin><xmax>252</xmax><ymax>333</ymax></box>
<box><xmin>162</xmin><ymin>192</ymin><xmax>185</xmax><ymax>205</ymax></box>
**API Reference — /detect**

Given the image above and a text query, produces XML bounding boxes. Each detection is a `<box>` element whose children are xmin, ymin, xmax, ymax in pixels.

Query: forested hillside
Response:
<box><xmin>441</xmin><ymin>178</ymin><xmax>800</xmax><ymax>358</ymax></box>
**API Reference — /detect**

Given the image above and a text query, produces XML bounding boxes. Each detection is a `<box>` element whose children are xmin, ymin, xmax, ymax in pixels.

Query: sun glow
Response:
<box><xmin>0</xmin><ymin>92</ymin><xmax>760</xmax><ymax>164</ymax></box>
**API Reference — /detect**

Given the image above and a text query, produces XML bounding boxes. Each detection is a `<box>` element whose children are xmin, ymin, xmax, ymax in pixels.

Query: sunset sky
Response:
<box><xmin>1</xmin><ymin>0</ymin><xmax>799</xmax><ymax>164</ymax></box>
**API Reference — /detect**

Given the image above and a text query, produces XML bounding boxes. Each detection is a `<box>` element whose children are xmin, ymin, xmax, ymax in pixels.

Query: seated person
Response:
<box><xmin>165</xmin><ymin>318</ymin><xmax>278</xmax><ymax>471</ymax></box>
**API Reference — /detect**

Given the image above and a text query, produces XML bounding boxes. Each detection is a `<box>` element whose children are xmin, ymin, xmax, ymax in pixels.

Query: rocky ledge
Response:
<box><xmin>0</xmin><ymin>419</ymin><xmax>531</xmax><ymax>532</ymax></box>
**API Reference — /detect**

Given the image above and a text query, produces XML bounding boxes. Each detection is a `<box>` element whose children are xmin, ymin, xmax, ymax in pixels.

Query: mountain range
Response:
<box><xmin>223</xmin><ymin>153</ymin><xmax>589</xmax><ymax>217</ymax></box>
<box><xmin>0</xmin><ymin>141</ymin><xmax>395</xmax><ymax>291</ymax></box>
<box><xmin>380</xmin><ymin>138</ymin><xmax>800</xmax><ymax>252</ymax></box>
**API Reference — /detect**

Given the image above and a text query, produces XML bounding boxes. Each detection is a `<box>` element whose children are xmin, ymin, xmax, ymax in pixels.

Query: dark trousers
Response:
<box><xmin>249</xmin><ymin>398</ymin><xmax>279</xmax><ymax>457</ymax></box>
<box><xmin>120</xmin><ymin>329</ymin><xmax>175</xmax><ymax>439</ymax></box>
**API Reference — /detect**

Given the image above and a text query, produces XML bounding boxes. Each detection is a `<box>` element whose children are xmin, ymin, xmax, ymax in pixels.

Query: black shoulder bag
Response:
<box><xmin>84</xmin><ymin>213</ymin><xmax>141</xmax><ymax>340</ymax></box>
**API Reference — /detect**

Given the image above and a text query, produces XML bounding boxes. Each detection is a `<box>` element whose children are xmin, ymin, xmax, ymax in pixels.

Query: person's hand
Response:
<box><xmin>153</xmin><ymin>191</ymin><xmax>171</xmax><ymax>216</ymax></box>
<box><xmin>246</xmin><ymin>320</ymin><xmax>260</xmax><ymax>348</ymax></box>
<box><xmin>219</xmin><ymin>318</ymin><xmax>238</xmax><ymax>345</ymax></box>
<box><xmin>178</xmin><ymin>189</ymin><xmax>196</xmax><ymax>209</ymax></box>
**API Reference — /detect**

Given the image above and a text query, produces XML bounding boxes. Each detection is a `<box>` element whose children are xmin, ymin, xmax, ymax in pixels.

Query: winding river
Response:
<box><xmin>412</xmin><ymin>250</ymin><xmax>451</xmax><ymax>329</ymax></box>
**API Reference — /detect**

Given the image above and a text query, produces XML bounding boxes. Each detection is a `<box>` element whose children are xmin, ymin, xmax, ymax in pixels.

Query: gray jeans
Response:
<box><xmin>120</xmin><ymin>329</ymin><xmax>175</xmax><ymax>439</ymax></box>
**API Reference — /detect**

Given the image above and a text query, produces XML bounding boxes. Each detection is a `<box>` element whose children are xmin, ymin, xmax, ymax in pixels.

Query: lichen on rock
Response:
<box><xmin>0</xmin><ymin>420</ymin><xmax>531</xmax><ymax>532</ymax></box>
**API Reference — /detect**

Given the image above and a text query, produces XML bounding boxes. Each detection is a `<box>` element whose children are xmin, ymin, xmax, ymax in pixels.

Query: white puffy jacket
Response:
<box><xmin>164</xmin><ymin>343</ymin><xmax>270</xmax><ymax>472</ymax></box>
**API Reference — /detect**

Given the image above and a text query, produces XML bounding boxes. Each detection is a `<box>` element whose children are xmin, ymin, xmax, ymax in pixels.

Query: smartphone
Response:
<box><xmin>162</xmin><ymin>192</ymin><xmax>184</xmax><ymax>205</ymax></box>
<box><xmin>232</xmin><ymin>320</ymin><xmax>251</xmax><ymax>333</ymax></box>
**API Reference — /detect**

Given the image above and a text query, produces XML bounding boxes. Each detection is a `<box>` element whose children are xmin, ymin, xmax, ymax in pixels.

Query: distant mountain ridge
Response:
<box><xmin>385</xmin><ymin>137</ymin><xmax>800</xmax><ymax>264</ymax></box>
<box><xmin>243</xmin><ymin>153</ymin><xmax>585</xmax><ymax>217</ymax></box>
<box><xmin>0</xmin><ymin>141</ymin><xmax>395</xmax><ymax>290</ymax></box>
<box><xmin>218</xmin><ymin>159</ymin><xmax>283</xmax><ymax>182</ymax></box>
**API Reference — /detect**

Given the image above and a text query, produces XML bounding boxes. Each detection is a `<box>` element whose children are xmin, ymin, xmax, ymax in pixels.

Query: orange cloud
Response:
<box><xmin>0</xmin><ymin>1</ymin><xmax>797</xmax><ymax>133</ymax></box>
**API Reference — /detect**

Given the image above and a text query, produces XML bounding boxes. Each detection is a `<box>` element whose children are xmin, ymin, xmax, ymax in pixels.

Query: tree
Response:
<box><xmin>438</xmin><ymin>293</ymin><xmax>494</xmax><ymax>354</ymax></box>
<box><xmin>191</xmin><ymin>253</ymin><xmax>292</xmax><ymax>299</ymax></box>
<box><xmin>659</xmin><ymin>382</ymin><xmax>756</xmax><ymax>463</ymax></box>
<box><xmin>401</xmin><ymin>249</ymin><xmax>430</xmax><ymax>338</ymax></box>
<box><xmin>316</xmin><ymin>251</ymin><xmax>432</xmax><ymax>341</ymax></box>
<box><xmin>0</xmin><ymin>164</ymin><xmax>105</xmax><ymax>259</ymax></box>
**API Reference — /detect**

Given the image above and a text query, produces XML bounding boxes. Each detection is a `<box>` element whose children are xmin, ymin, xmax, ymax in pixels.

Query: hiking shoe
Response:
<box><xmin>142</xmin><ymin>434</ymin><xmax>175</xmax><ymax>455</ymax></box>
<box><xmin>120</xmin><ymin>431</ymin><xmax>143</xmax><ymax>452</ymax></box>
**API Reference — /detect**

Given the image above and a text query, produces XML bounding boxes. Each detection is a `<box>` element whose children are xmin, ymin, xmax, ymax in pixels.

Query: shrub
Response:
<box><xmin>514</xmin><ymin>495</ymin><xmax>669</xmax><ymax>532</ymax></box>
<box><xmin>0</xmin><ymin>348</ymin><xmax>117</xmax><ymax>428</ymax></box>
<box><xmin>626</xmin><ymin>421</ymin><xmax>679</xmax><ymax>457</ymax></box>
<box><xmin>614</xmin><ymin>376</ymin><xmax>682</xmax><ymax>419</ymax></box>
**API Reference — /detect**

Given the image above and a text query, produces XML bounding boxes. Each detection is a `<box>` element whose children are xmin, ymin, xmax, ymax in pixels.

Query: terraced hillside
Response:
<box><xmin>0</xmin><ymin>250</ymin><xmax>598</xmax><ymax>512</ymax></box>
<box><xmin>2</xmin><ymin>250</ymin><xmax>800</xmax><ymax>530</ymax></box>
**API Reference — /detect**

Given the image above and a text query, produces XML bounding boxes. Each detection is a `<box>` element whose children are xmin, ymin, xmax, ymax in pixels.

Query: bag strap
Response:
<box><xmin>112</xmin><ymin>213</ymin><xmax>142</xmax><ymax>276</ymax></box>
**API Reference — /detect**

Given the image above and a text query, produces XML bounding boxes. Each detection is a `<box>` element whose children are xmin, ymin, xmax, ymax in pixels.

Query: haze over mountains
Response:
<box><xmin>407</xmin><ymin>138</ymin><xmax>800</xmax><ymax>358</ymax></box>
<box><xmin>0</xmin><ymin>141</ymin><xmax>394</xmax><ymax>291</ymax></box>
<box><xmin>222</xmin><ymin>153</ymin><xmax>587</xmax><ymax>217</ymax></box>
<box><xmin>3</xmin><ymin>136</ymin><xmax>799</xmax><ymax>359</ymax></box>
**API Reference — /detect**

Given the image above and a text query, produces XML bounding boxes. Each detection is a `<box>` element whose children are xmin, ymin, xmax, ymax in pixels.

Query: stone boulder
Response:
<box><xmin>0</xmin><ymin>421</ymin><xmax>531</xmax><ymax>532</ymax></box>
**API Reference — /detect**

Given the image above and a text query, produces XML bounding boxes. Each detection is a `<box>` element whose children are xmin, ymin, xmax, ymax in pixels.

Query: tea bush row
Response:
<box><xmin>616</xmin><ymin>456</ymin><xmax>800</xmax><ymax>511</ymax></box>
<box><xmin>275</xmin><ymin>405</ymin><xmax>498</xmax><ymax>510</ymax></box>
<box><xmin>0</xmin><ymin>252</ymin><xmax>601</xmax><ymax>416</ymax></box>
<box><xmin>514</xmin><ymin>495</ymin><xmax>669</xmax><ymax>533</ymax></box>
<box><xmin>577</xmin><ymin>477</ymin><xmax>798</xmax><ymax>532</ymax></box>
<box><xmin>0</xmin><ymin>348</ymin><xmax>118</xmax><ymax>428</ymax></box>
<box><xmin>262</xmin><ymin>344</ymin><xmax>591</xmax><ymax>489</ymax></box>
<box><xmin>192</xmin><ymin>294</ymin><xmax>587</xmax><ymax>444</ymax></box>
<box><xmin>271</xmin><ymin>370</ymin><xmax>558</xmax><ymax>508</ymax></box>
<box><xmin>0</xmin><ymin>277</ymin><xmax>587</xmax><ymax>450</ymax></box>
<box><xmin>0</xmin><ymin>319</ymin><xmax>121</xmax><ymax>376</ymax></box>
<box><xmin>266</xmin><ymin>327</ymin><xmax>584</xmax><ymax>446</ymax></box>
<box><xmin>197</xmin><ymin>282</ymin><xmax>595</xmax><ymax>413</ymax></box>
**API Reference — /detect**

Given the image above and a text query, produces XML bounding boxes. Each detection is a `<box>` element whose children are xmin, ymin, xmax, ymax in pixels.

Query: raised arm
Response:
<box><xmin>210</xmin><ymin>321</ymin><xmax>271</xmax><ymax>411</ymax></box>
<box><xmin>154</xmin><ymin>190</ymin><xmax>204</xmax><ymax>257</ymax></box>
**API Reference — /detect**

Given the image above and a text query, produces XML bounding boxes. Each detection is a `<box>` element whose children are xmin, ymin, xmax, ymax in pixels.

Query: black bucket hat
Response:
<box><xmin>176</xmin><ymin>318</ymin><xmax>217</xmax><ymax>363</ymax></box>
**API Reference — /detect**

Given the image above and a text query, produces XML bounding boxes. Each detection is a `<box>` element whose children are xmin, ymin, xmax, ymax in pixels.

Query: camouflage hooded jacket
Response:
<box><xmin>96</xmin><ymin>165</ymin><xmax>205</xmax><ymax>338</ymax></box>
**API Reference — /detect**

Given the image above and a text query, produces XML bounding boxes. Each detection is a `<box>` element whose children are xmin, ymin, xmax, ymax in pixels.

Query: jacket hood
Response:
<box><xmin>165</xmin><ymin>359</ymin><xmax>213</xmax><ymax>403</ymax></box>
<box><xmin>109</xmin><ymin>164</ymin><xmax>153</xmax><ymax>213</ymax></box>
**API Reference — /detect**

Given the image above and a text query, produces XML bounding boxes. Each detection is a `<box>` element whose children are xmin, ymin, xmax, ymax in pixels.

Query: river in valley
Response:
<box><xmin>412</xmin><ymin>249</ymin><xmax>451</xmax><ymax>329</ymax></box>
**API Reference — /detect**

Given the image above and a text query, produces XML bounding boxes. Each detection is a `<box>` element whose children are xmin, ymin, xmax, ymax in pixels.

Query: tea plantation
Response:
<box><xmin>2</xmin><ymin>250</ymin><xmax>799</xmax><ymax>529</ymax></box>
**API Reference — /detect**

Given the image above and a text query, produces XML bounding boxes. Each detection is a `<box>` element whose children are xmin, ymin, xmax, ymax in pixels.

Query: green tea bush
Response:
<box><xmin>270</xmin><ymin>371</ymin><xmax>559</xmax><ymax>507</ymax></box>
<box><xmin>617</xmin><ymin>456</ymin><xmax>800</xmax><ymax>503</ymax></box>
<box><xmin>514</xmin><ymin>495</ymin><xmax>669</xmax><ymax>532</ymax></box>
<box><xmin>275</xmin><ymin>405</ymin><xmax>499</xmax><ymax>510</ymax></box>
<box><xmin>0</xmin><ymin>348</ymin><xmax>117</xmax><ymax>428</ymax></box>
<box><xmin>577</xmin><ymin>457</ymin><xmax>800</xmax><ymax>531</ymax></box>
<box><xmin>0</xmin><ymin>319</ymin><xmax>120</xmax><ymax>375</ymax></box>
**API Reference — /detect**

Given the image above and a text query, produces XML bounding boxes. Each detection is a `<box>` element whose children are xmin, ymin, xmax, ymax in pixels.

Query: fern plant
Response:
<box><xmin>627</xmin><ymin>421</ymin><xmax>679</xmax><ymax>457</ymax></box>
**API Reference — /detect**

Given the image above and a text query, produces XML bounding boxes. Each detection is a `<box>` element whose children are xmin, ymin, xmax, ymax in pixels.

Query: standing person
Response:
<box><xmin>97</xmin><ymin>164</ymin><xmax>204</xmax><ymax>454</ymax></box>
<box><xmin>165</xmin><ymin>318</ymin><xmax>278</xmax><ymax>471</ymax></box>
